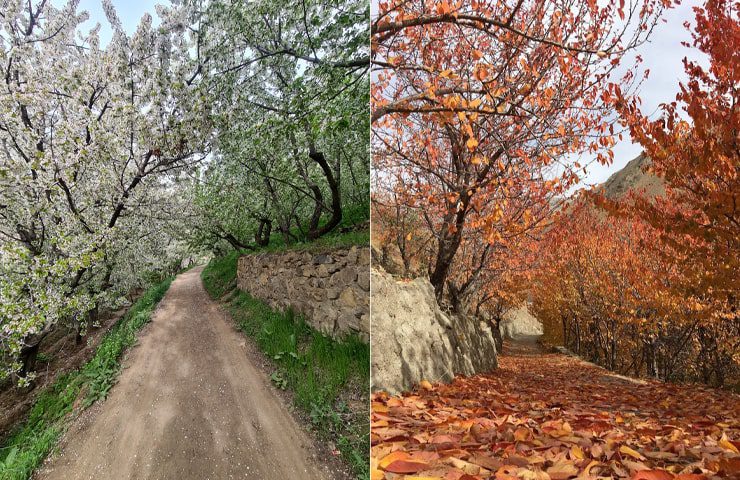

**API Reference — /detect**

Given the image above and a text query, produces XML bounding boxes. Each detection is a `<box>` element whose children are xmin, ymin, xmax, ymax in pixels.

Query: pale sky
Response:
<box><xmin>56</xmin><ymin>0</ymin><xmax>705</xmax><ymax>189</ymax></box>
<box><xmin>577</xmin><ymin>0</ymin><xmax>707</xmax><ymax>187</ymax></box>
<box><xmin>51</xmin><ymin>0</ymin><xmax>160</xmax><ymax>45</ymax></box>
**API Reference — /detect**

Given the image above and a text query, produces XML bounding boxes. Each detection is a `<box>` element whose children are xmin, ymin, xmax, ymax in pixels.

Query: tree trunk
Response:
<box><xmin>306</xmin><ymin>147</ymin><xmax>342</xmax><ymax>240</ymax></box>
<box><xmin>562</xmin><ymin>315</ymin><xmax>568</xmax><ymax>347</ymax></box>
<box><xmin>645</xmin><ymin>339</ymin><xmax>657</xmax><ymax>378</ymax></box>
<box><xmin>255</xmin><ymin>218</ymin><xmax>272</xmax><ymax>247</ymax></box>
<box><xmin>429</xmin><ymin>210</ymin><xmax>466</xmax><ymax>299</ymax></box>
<box><xmin>19</xmin><ymin>340</ymin><xmax>41</xmax><ymax>380</ymax></box>
<box><xmin>492</xmin><ymin>316</ymin><xmax>503</xmax><ymax>353</ymax></box>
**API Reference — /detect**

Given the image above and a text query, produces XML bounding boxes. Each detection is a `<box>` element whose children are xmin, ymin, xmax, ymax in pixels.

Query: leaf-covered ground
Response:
<box><xmin>371</xmin><ymin>341</ymin><xmax>740</xmax><ymax>480</ymax></box>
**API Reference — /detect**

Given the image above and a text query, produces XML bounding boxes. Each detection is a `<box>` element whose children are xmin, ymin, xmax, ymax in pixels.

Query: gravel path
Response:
<box><xmin>36</xmin><ymin>267</ymin><xmax>332</xmax><ymax>480</ymax></box>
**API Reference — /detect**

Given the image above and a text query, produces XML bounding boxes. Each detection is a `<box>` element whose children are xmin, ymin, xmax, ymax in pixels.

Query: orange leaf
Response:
<box><xmin>379</xmin><ymin>451</ymin><xmax>410</xmax><ymax>469</ymax></box>
<box><xmin>631</xmin><ymin>470</ymin><xmax>674</xmax><ymax>480</ymax></box>
<box><xmin>384</xmin><ymin>460</ymin><xmax>429</xmax><ymax>474</ymax></box>
<box><xmin>513</xmin><ymin>426</ymin><xmax>531</xmax><ymax>442</ymax></box>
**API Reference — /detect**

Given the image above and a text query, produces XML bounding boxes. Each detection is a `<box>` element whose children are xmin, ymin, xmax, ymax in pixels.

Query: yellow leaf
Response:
<box><xmin>720</xmin><ymin>438</ymin><xmax>739</xmax><ymax>453</ymax></box>
<box><xmin>469</xmin><ymin>98</ymin><xmax>482</xmax><ymax>108</ymax></box>
<box><xmin>571</xmin><ymin>445</ymin><xmax>585</xmax><ymax>459</ymax></box>
<box><xmin>547</xmin><ymin>462</ymin><xmax>578</xmax><ymax>480</ymax></box>
<box><xmin>446</xmin><ymin>457</ymin><xmax>484</xmax><ymax>475</ymax></box>
<box><xmin>372</xmin><ymin>402</ymin><xmax>388</xmax><ymax>413</ymax></box>
<box><xmin>466</xmin><ymin>137</ymin><xmax>479</xmax><ymax>150</ymax></box>
<box><xmin>419</xmin><ymin>379</ymin><xmax>434</xmax><ymax>391</ymax></box>
<box><xmin>619</xmin><ymin>445</ymin><xmax>645</xmax><ymax>460</ymax></box>
<box><xmin>584</xmin><ymin>460</ymin><xmax>599</xmax><ymax>472</ymax></box>
<box><xmin>379</xmin><ymin>451</ymin><xmax>410</xmax><ymax>469</ymax></box>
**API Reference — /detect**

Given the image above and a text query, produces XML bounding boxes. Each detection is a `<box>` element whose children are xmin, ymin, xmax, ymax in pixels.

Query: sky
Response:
<box><xmin>56</xmin><ymin>0</ymin><xmax>705</xmax><ymax>188</ymax></box>
<box><xmin>577</xmin><ymin>0</ymin><xmax>706</xmax><ymax>187</ymax></box>
<box><xmin>51</xmin><ymin>0</ymin><xmax>160</xmax><ymax>45</ymax></box>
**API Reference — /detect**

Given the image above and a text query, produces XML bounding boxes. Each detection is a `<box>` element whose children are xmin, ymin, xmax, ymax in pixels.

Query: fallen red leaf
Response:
<box><xmin>383</xmin><ymin>459</ymin><xmax>429</xmax><ymax>473</ymax></box>
<box><xmin>632</xmin><ymin>470</ymin><xmax>674</xmax><ymax>480</ymax></box>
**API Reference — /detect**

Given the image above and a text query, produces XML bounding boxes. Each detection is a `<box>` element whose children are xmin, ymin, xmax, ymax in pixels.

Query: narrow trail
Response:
<box><xmin>501</xmin><ymin>334</ymin><xmax>545</xmax><ymax>356</ymax></box>
<box><xmin>371</xmin><ymin>336</ymin><xmax>740</xmax><ymax>479</ymax></box>
<box><xmin>37</xmin><ymin>267</ymin><xmax>332</xmax><ymax>480</ymax></box>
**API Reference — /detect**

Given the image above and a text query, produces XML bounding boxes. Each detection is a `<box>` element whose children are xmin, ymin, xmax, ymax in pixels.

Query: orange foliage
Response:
<box><xmin>612</xmin><ymin>0</ymin><xmax>739</xmax><ymax>327</ymax></box>
<box><xmin>530</xmin><ymin>0</ymin><xmax>739</xmax><ymax>387</ymax></box>
<box><xmin>371</xmin><ymin>0</ymin><xmax>674</xmax><ymax>302</ymax></box>
<box><xmin>528</xmin><ymin>198</ymin><xmax>740</xmax><ymax>385</ymax></box>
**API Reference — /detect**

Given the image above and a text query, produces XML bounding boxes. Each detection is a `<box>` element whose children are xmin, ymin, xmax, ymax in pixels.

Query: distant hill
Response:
<box><xmin>600</xmin><ymin>153</ymin><xmax>664</xmax><ymax>199</ymax></box>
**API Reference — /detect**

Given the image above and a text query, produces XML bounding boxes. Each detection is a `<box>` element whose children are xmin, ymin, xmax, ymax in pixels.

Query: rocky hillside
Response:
<box><xmin>600</xmin><ymin>152</ymin><xmax>664</xmax><ymax>199</ymax></box>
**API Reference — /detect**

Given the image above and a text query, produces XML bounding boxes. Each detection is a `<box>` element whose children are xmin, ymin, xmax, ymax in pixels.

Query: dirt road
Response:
<box><xmin>37</xmin><ymin>267</ymin><xmax>332</xmax><ymax>480</ymax></box>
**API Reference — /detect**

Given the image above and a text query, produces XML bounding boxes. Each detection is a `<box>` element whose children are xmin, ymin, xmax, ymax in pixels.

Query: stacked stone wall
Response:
<box><xmin>236</xmin><ymin>246</ymin><xmax>370</xmax><ymax>340</ymax></box>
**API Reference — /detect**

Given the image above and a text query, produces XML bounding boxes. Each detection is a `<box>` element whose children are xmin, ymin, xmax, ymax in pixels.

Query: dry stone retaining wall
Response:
<box><xmin>371</xmin><ymin>268</ymin><xmax>498</xmax><ymax>394</ymax></box>
<box><xmin>236</xmin><ymin>246</ymin><xmax>370</xmax><ymax>341</ymax></box>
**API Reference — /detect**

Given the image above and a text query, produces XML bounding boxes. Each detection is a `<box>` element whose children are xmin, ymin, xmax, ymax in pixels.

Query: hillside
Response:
<box><xmin>601</xmin><ymin>152</ymin><xmax>664</xmax><ymax>199</ymax></box>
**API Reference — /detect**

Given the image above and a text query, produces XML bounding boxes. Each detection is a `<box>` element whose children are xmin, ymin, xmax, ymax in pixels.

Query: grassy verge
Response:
<box><xmin>201</xmin><ymin>248</ymin><xmax>370</xmax><ymax>480</ymax></box>
<box><xmin>260</xmin><ymin>229</ymin><xmax>369</xmax><ymax>254</ymax></box>
<box><xmin>0</xmin><ymin>278</ymin><xmax>172</xmax><ymax>480</ymax></box>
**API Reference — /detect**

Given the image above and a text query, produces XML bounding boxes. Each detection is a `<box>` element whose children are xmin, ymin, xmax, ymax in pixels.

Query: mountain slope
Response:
<box><xmin>601</xmin><ymin>153</ymin><xmax>664</xmax><ymax>199</ymax></box>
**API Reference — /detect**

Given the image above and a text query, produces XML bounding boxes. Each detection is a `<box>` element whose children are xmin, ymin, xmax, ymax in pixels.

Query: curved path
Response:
<box><xmin>37</xmin><ymin>267</ymin><xmax>331</xmax><ymax>480</ymax></box>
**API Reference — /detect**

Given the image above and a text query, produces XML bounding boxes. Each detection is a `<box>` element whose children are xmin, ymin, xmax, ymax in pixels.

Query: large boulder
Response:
<box><xmin>500</xmin><ymin>305</ymin><xmax>543</xmax><ymax>338</ymax></box>
<box><xmin>371</xmin><ymin>269</ymin><xmax>498</xmax><ymax>394</ymax></box>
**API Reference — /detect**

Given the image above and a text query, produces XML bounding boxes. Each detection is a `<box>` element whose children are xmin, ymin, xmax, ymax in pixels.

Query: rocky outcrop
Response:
<box><xmin>371</xmin><ymin>269</ymin><xmax>498</xmax><ymax>394</ymax></box>
<box><xmin>500</xmin><ymin>305</ymin><xmax>543</xmax><ymax>338</ymax></box>
<box><xmin>236</xmin><ymin>246</ymin><xmax>370</xmax><ymax>341</ymax></box>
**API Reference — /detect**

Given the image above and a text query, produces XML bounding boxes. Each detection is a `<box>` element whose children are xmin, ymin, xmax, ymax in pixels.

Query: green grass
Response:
<box><xmin>201</xmin><ymin>247</ymin><xmax>370</xmax><ymax>480</ymax></box>
<box><xmin>0</xmin><ymin>278</ymin><xmax>172</xmax><ymax>480</ymax></box>
<box><xmin>200</xmin><ymin>250</ymin><xmax>241</xmax><ymax>299</ymax></box>
<box><xmin>260</xmin><ymin>228</ymin><xmax>369</xmax><ymax>254</ymax></box>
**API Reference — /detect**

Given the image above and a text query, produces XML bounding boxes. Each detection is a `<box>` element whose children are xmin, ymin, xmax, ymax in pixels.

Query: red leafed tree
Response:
<box><xmin>614</xmin><ymin>0</ymin><xmax>739</xmax><ymax>330</ymax></box>
<box><xmin>530</xmin><ymin>198</ymin><xmax>690</xmax><ymax>379</ymax></box>
<box><xmin>372</xmin><ymin>0</ymin><xmax>673</xmax><ymax>301</ymax></box>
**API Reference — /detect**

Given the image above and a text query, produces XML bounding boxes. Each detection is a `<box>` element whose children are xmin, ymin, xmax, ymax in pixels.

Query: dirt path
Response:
<box><xmin>501</xmin><ymin>334</ymin><xmax>544</xmax><ymax>356</ymax></box>
<box><xmin>37</xmin><ymin>267</ymin><xmax>332</xmax><ymax>480</ymax></box>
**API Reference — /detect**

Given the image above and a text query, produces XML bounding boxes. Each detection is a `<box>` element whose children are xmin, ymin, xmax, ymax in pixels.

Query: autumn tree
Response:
<box><xmin>372</xmin><ymin>0</ymin><xmax>673</xmax><ymax>302</ymax></box>
<box><xmin>531</xmin><ymin>189</ymin><xmax>739</xmax><ymax>386</ymax></box>
<box><xmin>531</xmin><ymin>199</ymin><xmax>680</xmax><ymax>375</ymax></box>
<box><xmin>613</xmin><ymin>0</ymin><xmax>738</xmax><ymax>337</ymax></box>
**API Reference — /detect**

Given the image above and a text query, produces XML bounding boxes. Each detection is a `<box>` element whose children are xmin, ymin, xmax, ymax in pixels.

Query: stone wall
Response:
<box><xmin>371</xmin><ymin>268</ymin><xmax>498</xmax><ymax>394</ymax></box>
<box><xmin>236</xmin><ymin>246</ymin><xmax>370</xmax><ymax>341</ymax></box>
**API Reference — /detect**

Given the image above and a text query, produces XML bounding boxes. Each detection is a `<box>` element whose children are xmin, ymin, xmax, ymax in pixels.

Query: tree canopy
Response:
<box><xmin>0</xmin><ymin>0</ymin><xmax>369</xmax><ymax>384</ymax></box>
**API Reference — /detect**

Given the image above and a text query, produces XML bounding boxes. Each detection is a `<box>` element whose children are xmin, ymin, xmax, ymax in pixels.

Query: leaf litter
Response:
<box><xmin>371</xmin><ymin>351</ymin><xmax>739</xmax><ymax>480</ymax></box>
